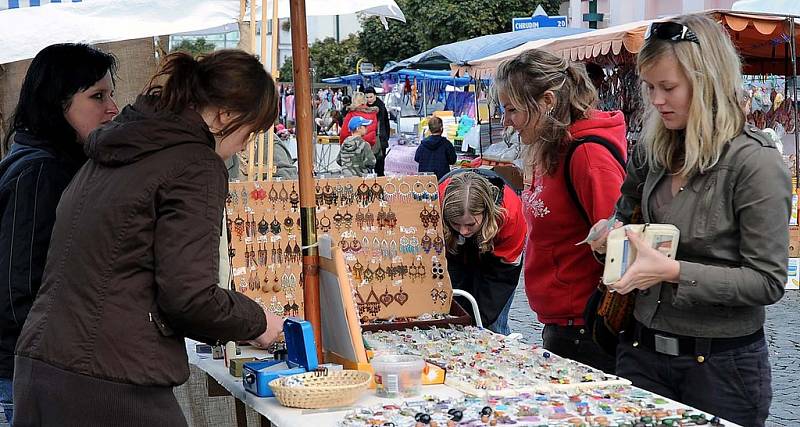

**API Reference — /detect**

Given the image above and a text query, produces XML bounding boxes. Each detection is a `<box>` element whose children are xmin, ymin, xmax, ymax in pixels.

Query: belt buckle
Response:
<box><xmin>654</xmin><ymin>333</ymin><xmax>680</xmax><ymax>356</ymax></box>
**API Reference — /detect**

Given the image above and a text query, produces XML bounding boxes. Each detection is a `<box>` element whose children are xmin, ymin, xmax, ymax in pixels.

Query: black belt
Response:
<box><xmin>632</xmin><ymin>322</ymin><xmax>763</xmax><ymax>359</ymax></box>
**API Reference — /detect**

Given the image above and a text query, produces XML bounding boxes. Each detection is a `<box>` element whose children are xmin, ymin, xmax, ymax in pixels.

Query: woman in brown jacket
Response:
<box><xmin>13</xmin><ymin>50</ymin><xmax>282</xmax><ymax>426</ymax></box>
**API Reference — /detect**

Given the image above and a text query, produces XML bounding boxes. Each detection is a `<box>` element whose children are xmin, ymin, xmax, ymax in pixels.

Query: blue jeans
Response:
<box><xmin>0</xmin><ymin>377</ymin><xmax>12</xmax><ymax>424</ymax></box>
<box><xmin>487</xmin><ymin>293</ymin><xmax>513</xmax><ymax>335</ymax></box>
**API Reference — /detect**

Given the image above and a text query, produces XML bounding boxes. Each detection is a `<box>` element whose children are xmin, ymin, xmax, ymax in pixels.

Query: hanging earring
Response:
<box><xmin>289</xmin><ymin>184</ymin><xmax>300</xmax><ymax>211</ymax></box>
<box><xmin>234</xmin><ymin>214</ymin><xmax>245</xmax><ymax>241</ymax></box>
<box><xmin>270</xmin><ymin>215</ymin><xmax>282</xmax><ymax>235</ymax></box>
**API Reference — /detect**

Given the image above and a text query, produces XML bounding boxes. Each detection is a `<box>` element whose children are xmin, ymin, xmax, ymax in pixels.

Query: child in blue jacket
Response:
<box><xmin>415</xmin><ymin>116</ymin><xmax>456</xmax><ymax>179</ymax></box>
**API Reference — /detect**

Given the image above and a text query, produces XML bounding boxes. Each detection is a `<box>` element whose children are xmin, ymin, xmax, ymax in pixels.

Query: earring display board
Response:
<box><xmin>226</xmin><ymin>181</ymin><xmax>305</xmax><ymax>318</ymax></box>
<box><xmin>225</xmin><ymin>175</ymin><xmax>453</xmax><ymax>322</ymax></box>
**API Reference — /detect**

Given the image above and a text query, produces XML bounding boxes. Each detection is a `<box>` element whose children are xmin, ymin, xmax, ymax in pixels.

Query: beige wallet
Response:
<box><xmin>602</xmin><ymin>224</ymin><xmax>680</xmax><ymax>285</ymax></box>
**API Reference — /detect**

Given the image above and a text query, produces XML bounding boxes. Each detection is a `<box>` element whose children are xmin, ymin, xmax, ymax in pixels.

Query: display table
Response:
<box><xmin>186</xmin><ymin>339</ymin><xmax>738</xmax><ymax>427</ymax></box>
<box><xmin>384</xmin><ymin>142</ymin><xmax>419</xmax><ymax>176</ymax></box>
<box><xmin>186</xmin><ymin>339</ymin><xmax>461</xmax><ymax>427</ymax></box>
<box><xmin>315</xmin><ymin>135</ymin><xmax>341</xmax><ymax>174</ymax></box>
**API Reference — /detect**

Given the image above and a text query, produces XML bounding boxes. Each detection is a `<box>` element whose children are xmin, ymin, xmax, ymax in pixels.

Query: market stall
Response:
<box><xmin>187</xmin><ymin>235</ymin><xmax>737</xmax><ymax>426</ymax></box>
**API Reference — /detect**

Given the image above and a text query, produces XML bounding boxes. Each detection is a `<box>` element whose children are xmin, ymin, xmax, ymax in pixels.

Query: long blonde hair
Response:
<box><xmin>494</xmin><ymin>49</ymin><xmax>598</xmax><ymax>175</ymax></box>
<box><xmin>638</xmin><ymin>14</ymin><xmax>745</xmax><ymax>176</ymax></box>
<box><xmin>442</xmin><ymin>172</ymin><xmax>506</xmax><ymax>254</ymax></box>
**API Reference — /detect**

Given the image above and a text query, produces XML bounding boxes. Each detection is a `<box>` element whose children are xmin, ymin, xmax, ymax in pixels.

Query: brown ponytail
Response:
<box><xmin>146</xmin><ymin>50</ymin><xmax>278</xmax><ymax>136</ymax></box>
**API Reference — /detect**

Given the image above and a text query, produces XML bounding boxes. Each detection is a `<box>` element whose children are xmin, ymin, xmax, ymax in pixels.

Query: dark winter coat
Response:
<box><xmin>415</xmin><ymin>134</ymin><xmax>456</xmax><ymax>180</ymax></box>
<box><xmin>16</xmin><ymin>96</ymin><xmax>266</xmax><ymax>387</ymax></box>
<box><xmin>368</xmin><ymin>97</ymin><xmax>390</xmax><ymax>156</ymax></box>
<box><xmin>0</xmin><ymin>132</ymin><xmax>87</xmax><ymax>378</ymax></box>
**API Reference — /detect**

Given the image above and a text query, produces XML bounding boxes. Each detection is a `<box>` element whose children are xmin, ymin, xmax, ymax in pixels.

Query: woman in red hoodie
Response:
<box><xmin>495</xmin><ymin>49</ymin><xmax>627</xmax><ymax>373</ymax></box>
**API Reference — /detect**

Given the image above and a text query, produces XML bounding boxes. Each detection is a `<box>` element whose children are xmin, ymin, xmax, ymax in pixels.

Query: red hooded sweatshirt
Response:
<box><xmin>522</xmin><ymin>110</ymin><xmax>627</xmax><ymax>326</ymax></box>
<box><xmin>340</xmin><ymin>105</ymin><xmax>379</xmax><ymax>146</ymax></box>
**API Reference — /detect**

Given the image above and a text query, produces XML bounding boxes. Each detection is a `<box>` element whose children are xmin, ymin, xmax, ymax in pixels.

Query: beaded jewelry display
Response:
<box><xmin>363</xmin><ymin>327</ymin><xmax>630</xmax><ymax>396</ymax></box>
<box><xmin>339</xmin><ymin>386</ymin><xmax>725</xmax><ymax>427</ymax></box>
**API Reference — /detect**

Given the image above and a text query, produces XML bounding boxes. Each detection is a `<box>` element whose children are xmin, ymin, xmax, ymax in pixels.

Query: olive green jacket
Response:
<box><xmin>615</xmin><ymin>125</ymin><xmax>790</xmax><ymax>338</ymax></box>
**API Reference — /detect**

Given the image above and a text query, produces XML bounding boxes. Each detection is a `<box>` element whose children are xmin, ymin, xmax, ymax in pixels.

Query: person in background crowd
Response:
<box><xmin>415</xmin><ymin>116</ymin><xmax>456</xmax><ymax>180</ymax></box>
<box><xmin>13</xmin><ymin>50</ymin><xmax>283</xmax><ymax>426</ymax></box>
<box><xmin>495</xmin><ymin>48</ymin><xmax>627</xmax><ymax>373</ymax></box>
<box><xmin>327</xmin><ymin>110</ymin><xmax>342</xmax><ymax>135</ymax></box>
<box><xmin>337</xmin><ymin>116</ymin><xmax>376</xmax><ymax>177</ymax></box>
<box><xmin>339</xmin><ymin>94</ymin><xmax>352</xmax><ymax>120</ymax></box>
<box><xmin>589</xmin><ymin>15</ymin><xmax>788</xmax><ymax>426</ymax></box>
<box><xmin>438</xmin><ymin>171</ymin><xmax>526</xmax><ymax>335</ymax></box>
<box><xmin>271</xmin><ymin>123</ymin><xmax>298</xmax><ymax>180</ymax></box>
<box><xmin>364</xmin><ymin>86</ymin><xmax>390</xmax><ymax>176</ymax></box>
<box><xmin>0</xmin><ymin>43</ymin><xmax>119</xmax><ymax>425</ymax></box>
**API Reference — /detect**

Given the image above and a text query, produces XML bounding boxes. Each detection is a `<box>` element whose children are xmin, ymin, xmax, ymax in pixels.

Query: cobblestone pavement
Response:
<box><xmin>508</xmin><ymin>284</ymin><xmax>800</xmax><ymax>427</ymax></box>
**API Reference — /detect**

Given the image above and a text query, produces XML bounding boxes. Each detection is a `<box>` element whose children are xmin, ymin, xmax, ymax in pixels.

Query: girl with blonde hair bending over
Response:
<box><xmin>438</xmin><ymin>170</ymin><xmax>526</xmax><ymax>334</ymax></box>
<box><xmin>496</xmin><ymin>48</ymin><xmax>627</xmax><ymax>372</ymax></box>
<box><xmin>590</xmin><ymin>14</ymin><xmax>788</xmax><ymax>426</ymax></box>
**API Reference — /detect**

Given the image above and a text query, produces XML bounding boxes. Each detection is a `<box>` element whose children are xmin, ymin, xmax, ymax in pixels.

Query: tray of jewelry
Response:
<box><xmin>338</xmin><ymin>386</ymin><xmax>727</xmax><ymax>426</ymax></box>
<box><xmin>360</xmin><ymin>299</ymin><xmax>472</xmax><ymax>333</ymax></box>
<box><xmin>362</xmin><ymin>327</ymin><xmax>630</xmax><ymax>395</ymax></box>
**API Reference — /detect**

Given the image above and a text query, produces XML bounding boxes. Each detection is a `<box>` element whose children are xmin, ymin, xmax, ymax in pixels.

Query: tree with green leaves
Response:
<box><xmin>358</xmin><ymin>0</ymin><xmax>561</xmax><ymax>69</ymax></box>
<box><xmin>279</xmin><ymin>57</ymin><xmax>294</xmax><ymax>82</ymax></box>
<box><xmin>170</xmin><ymin>38</ymin><xmax>216</xmax><ymax>57</ymax></box>
<box><xmin>309</xmin><ymin>35</ymin><xmax>360</xmax><ymax>80</ymax></box>
<box><xmin>279</xmin><ymin>35</ymin><xmax>360</xmax><ymax>82</ymax></box>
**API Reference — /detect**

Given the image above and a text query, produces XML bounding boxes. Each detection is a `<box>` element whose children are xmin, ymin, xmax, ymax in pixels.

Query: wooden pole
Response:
<box><xmin>256</xmin><ymin>0</ymin><xmax>268</xmax><ymax>181</ymax></box>
<box><xmin>267</xmin><ymin>0</ymin><xmax>280</xmax><ymax>182</ymax></box>
<box><xmin>790</xmin><ymin>17</ymin><xmax>799</xmax><ymax>189</ymax></box>
<box><xmin>248</xmin><ymin>0</ymin><xmax>258</xmax><ymax>180</ymax></box>
<box><xmin>289</xmin><ymin>0</ymin><xmax>322</xmax><ymax>361</ymax></box>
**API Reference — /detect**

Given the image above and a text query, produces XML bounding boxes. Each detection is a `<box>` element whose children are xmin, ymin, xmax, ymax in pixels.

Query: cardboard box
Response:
<box><xmin>789</xmin><ymin>226</ymin><xmax>800</xmax><ymax>257</ymax></box>
<box><xmin>229</xmin><ymin>357</ymin><xmax>258</xmax><ymax>378</ymax></box>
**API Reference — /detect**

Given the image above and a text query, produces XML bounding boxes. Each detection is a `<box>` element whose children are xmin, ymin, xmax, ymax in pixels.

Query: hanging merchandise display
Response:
<box><xmin>363</xmin><ymin>327</ymin><xmax>629</xmax><ymax>395</ymax></box>
<box><xmin>227</xmin><ymin>181</ymin><xmax>305</xmax><ymax>318</ymax></box>
<box><xmin>226</xmin><ymin>175</ymin><xmax>452</xmax><ymax>323</ymax></box>
<box><xmin>318</xmin><ymin>175</ymin><xmax>453</xmax><ymax>322</ymax></box>
<box><xmin>338</xmin><ymin>386</ymin><xmax>726</xmax><ymax>426</ymax></box>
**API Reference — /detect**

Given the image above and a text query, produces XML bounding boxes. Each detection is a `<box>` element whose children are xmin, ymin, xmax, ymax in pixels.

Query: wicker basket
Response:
<box><xmin>268</xmin><ymin>370</ymin><xmax>372</xmax><ymax>409</ymax></box>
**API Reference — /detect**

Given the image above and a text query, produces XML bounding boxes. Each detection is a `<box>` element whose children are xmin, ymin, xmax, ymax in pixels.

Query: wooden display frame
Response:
<box><xmin>225</xmin><ymin>175</ymin><xmax>453</xmax><ymax>321</ymax></box>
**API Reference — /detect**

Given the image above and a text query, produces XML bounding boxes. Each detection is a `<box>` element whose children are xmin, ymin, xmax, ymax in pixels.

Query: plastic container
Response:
<box><xmin>370</xmin><ymin>354</ymin><xmax>425</xmax><ymax>398</ymax></box>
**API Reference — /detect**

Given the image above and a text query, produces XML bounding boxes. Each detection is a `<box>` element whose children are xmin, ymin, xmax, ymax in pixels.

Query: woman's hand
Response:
<box><xmin>587</xmin><ymin>219</ymin><xmax>623</xmax><ymax>254</ymax></box>
<box><xmin>608</xmin><ymin>228</ymin><xmax>680</xmax><ymax>294</ymax></box>
<box><xmin>249</xmin><ymin>309</ymin><xmax>284</xmax><ymax>349</ymax></box>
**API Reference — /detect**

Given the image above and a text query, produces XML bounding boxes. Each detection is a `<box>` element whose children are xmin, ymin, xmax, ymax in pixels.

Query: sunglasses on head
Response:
<box><xmin>645</xmin><ymin>21</ymin><xmax>700</xmax><ymax>45</ymax></box>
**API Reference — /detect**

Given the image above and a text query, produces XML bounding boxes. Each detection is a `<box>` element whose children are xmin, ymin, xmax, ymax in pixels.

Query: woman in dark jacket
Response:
<box><xmin>438</xmin><ymin>170</ymin><xmax>526</xmax><ymax>334</ymax></box>
<box><xmin>13</xmin><ymin>50</ymin><xmax>282</xmax><ymax>426</ymax></box>
<box><xmin>0</xmin><ymin>43</ymin><xmax>118</xmax><ymax>424</ymax></box>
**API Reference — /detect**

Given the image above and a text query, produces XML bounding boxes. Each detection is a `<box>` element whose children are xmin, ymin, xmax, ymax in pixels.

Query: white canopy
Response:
<box><xmin>732</xmin><ymin>0</ymin><xmax>800</xmax><ymax>16</ymax></box>
<box><xmin>0</xmin><ymin>0</ymin><xmax>405</xmax><ymax>64</ymax></box>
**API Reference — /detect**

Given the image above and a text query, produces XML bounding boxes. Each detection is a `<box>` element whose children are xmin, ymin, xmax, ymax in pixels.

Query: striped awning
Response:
<box><xmin>2</xmin><ymin>0</ymin><xmax>82</xmax><ymax>10</ymax></box>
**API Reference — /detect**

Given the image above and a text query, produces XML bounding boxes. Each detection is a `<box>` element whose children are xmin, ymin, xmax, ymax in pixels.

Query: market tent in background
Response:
<box><xmin>732</xmin><ymin>0</ymin><xmax>800</xmax><ymax>16</ymax></box>
<box><xmin>0</xmin><ymin>0</ymin><xmax>405</xmax><ymax>65</ymax></box>
<box><xmin>383</xmin><ymin>26</ymin><xmax>590</xmax><ymax>72</ymax></box>
<box><xmin>456</xmin><ymin>10</ymin><xmax>800</xmax><ymax>78</ymax></box>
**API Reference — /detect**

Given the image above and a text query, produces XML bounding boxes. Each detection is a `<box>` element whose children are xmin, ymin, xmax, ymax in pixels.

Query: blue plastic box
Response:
<box><xmin>242</xmin><ymin>317</ymin><xmax>319</xmax><ymax>397</ymax></box>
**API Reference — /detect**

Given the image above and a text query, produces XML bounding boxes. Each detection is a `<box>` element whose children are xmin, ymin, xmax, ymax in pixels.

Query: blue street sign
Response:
<box><xmin>512</xmin><ymin>15</ymin><xmax>568</xmax><ymax>31</ymax></box>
